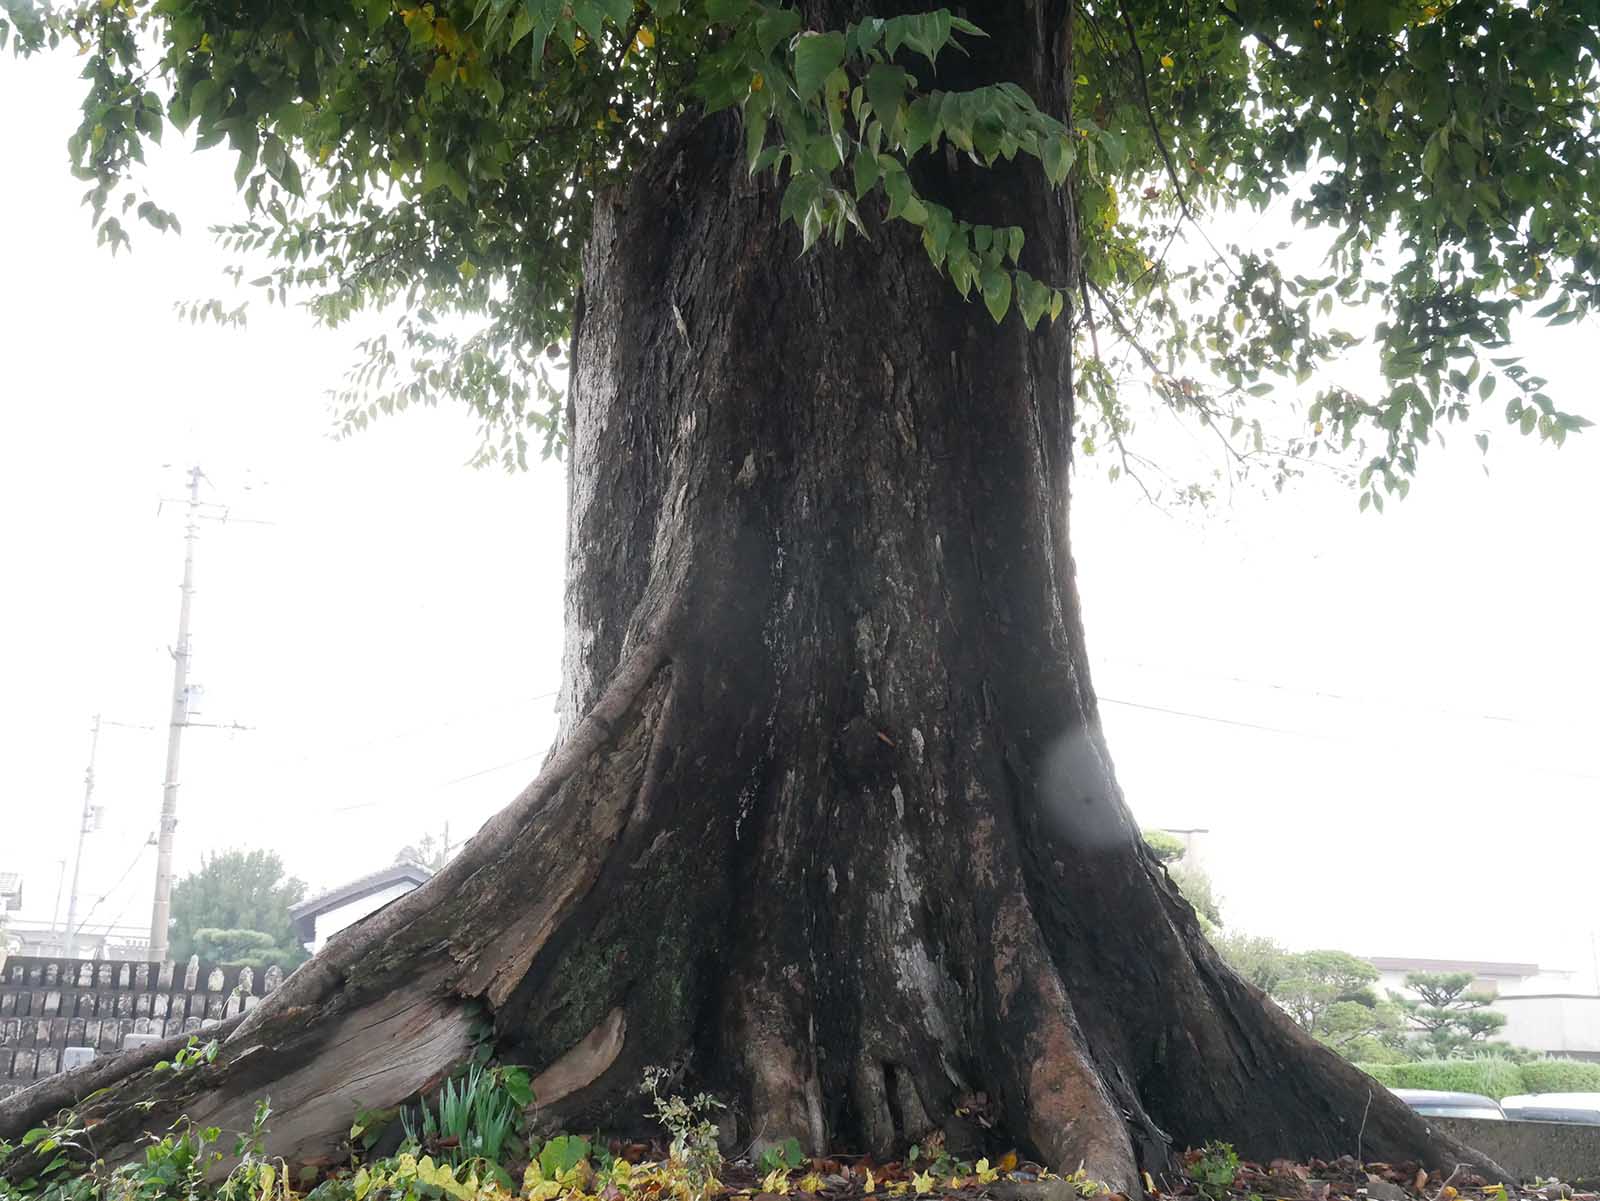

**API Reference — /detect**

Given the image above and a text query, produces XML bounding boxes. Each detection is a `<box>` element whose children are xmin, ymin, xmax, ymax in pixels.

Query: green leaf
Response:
<box><xmin>422</xmin><ymin>159</ymin><xmax>468</xmax><ymax>203</ymax></box>
<box><xmin>1016</xmin><ymin>271</ymin><xmax>1049</xmax><ymax>329</ymax></box>
<box><xmin>500</xmin><ymin>1067</ymin><xmax>535</xmax><ymax>1108</ymax></box>
<box><xmin>754</xmin><ymin>6</ymin><xmax>800</xmax><ymax>56</ymax></box>
<box><xmin>1041</xmin><ymin>135</ymin><xmax>1074</xmax><ymax>187</ymax></box>
<box><xmin>780</xmin><ymin>173</ymin><xmax>822</xmax><ymax>225</ymax></box>
<box><xmin>572</xmin><ymin>0</ymin><xmax>605</xmax><ymax>43</ymax></box>
<box><xmin>980</xmin><ymin>267</ymin><xmax>1011</xmax><ymax>323</ymax></box>
<box><xmin>744</xmin><ymin>110</ymin><xmax>768</xmax><ymax>169</ymax></box>
<box><xmin>793</xmin><ymin>31</ymin><xmax>845</xmax><ymax>101</ymax></box>
<box><xmin>921</xmin><ymin>203</ymin><xmax>954</xmax><ymax>266</ymax></box>
<box><xmin>539</xmin><ymin>1136</ymin><xmax>590</xmax><ymax>1177</ymax></box>
<box><xmin>852</xmin><ymin>150</ymin><xmax>880</xmax><ymax>199</ymax></box>
<box><xmin>903</xmin><ymin>95</ymin><xmax>939</xmax><ymax>154</ymax></box>
<box><xmin>864</xmin><ymin>64</ymin><xmax>908</xmax><ymax>130</ymax></box>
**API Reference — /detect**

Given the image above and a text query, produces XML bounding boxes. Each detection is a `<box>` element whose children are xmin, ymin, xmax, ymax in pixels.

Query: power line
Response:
<box><xmin>1096</xmin><ymin>693</ymin><xmax>1600</xmax><ymax>783</ymax></box>
<box><xmin>327</xmin><ymin>748</ymin><xmax>548</xmax><ymax>813</ymax></box>
<box><xmin>252</xmin><ymin>690</ymin><xmax>561</xmax><ymax>773</ymax></box>
<box><xmin>68</xmin><ymin>838</ymin><xmax>153</xmax><ymax>943</ymax></box>
<box><xmin>1095</xmin><ymin>655</ymin><xmax>1579</xmax><ymax>733</ymax></box>
<box><xmin>1099</xmin><ymin>694</ymin><xmax>1314</xmax><ymax>738</ymax></box>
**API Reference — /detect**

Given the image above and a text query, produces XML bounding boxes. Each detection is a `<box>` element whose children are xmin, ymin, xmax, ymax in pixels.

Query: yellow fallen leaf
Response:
<box><xmin>863</xmin><ymin>1168</ymin><xmax>877</xmax><ymax>1195</ymax></box>
<box><xmin>1159</xmin><ymin>53</ymin><xmax>1174</xmax><ymax>68</ymax></box>
<box><xmin>635</xmin><ymin>26</ymin><xmax>654</xmax><ymax>48</ymax></box>
<box><xmin>913</xmin><ymin>1171</ymin><xmax>935</xmax><ymax>1196</ymax></box>
<box><xmin>999</xmin><ymin>1152</ymin><xmax>1019</xmax><ymax>1174</ymax></box>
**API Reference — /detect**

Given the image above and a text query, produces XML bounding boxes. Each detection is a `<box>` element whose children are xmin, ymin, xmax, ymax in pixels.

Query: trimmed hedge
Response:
<box><xmin>1358</xmin><ymin>1063</ymin><xmax>1401</xmax><ymax>1087</ymax></box>
<box><xmin>1355</xmin><ymin>1057</ymin><xmax>1600</xmax><ymax>1100</ymax></box>
<box><xmin>1354</xmin><ymin>1059</ymin><xmax>1524</xmax><ymax>1099</ymax></box>
<box><xmin>1518</xmin><ymin>1057</ymin><xmax>1600</xmax><ymax>1094</ymax></box>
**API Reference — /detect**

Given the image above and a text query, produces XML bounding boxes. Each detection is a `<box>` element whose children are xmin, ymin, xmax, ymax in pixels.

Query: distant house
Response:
<box><xmin>1370</xmin><ymin>955</ymin><xmax>1600</xmax><ymax>1062</ymax></box>
<box><xmin>2</xmin><ymin>917</ymin><xmax>151</xmax><ymax>961</ymax></box>
<box><xmin>0</xmin><ymin>872</ymin><xmax>18</xmax><ymax>968</ymax></box>
<box><xmin>1367</xmin><ymin>956</ymin><xmax>1578</xmax><ymax>999</ymax></box>
<box><xmin>289</xmin><ymin>862</ymin><xmax>434</xmax><ymax>954</ymax></box>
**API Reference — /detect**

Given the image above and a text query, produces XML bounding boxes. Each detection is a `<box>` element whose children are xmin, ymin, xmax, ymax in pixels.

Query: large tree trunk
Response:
<box><xmin>1</xmin><ymin>3</ymin><xmax>1498</xmax><ymax>1191</ymax></box>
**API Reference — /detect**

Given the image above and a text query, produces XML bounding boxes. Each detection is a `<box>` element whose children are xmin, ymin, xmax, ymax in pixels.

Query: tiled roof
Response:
<box><xmin>1368</xmin><ymin>956</ymin><xmax>1540</xmax><ymax>977</ymax></box>
<box><xmin>288</xmin><ymin>862</ymin><xmax>434</xmax><ymax>920</ymax></box>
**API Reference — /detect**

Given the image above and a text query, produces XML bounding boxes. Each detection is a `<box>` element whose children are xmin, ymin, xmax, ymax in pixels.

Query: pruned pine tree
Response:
<box><xmin>4</xmin><ymin>0</ymin><xmax>1596</xmax><ymax>1188</ymax></box>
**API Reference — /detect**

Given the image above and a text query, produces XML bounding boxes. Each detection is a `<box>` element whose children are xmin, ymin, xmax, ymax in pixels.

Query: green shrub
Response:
<box><xmin>1355</xmin><ymin>1063</ymin><xmax>1400</xmax><ymax>1087</ymax></box>
<box><xmin>1517</xmin><ymin>1058</ymin><xmax>1600</xmax><ymax>1094</ymax></box>
<box><xmin>1360</xmin><ymin>1057</ymin><xmax>1600</xmax><ymax>1099</ymax></box>
<box><xmin>1377</xmin><ymin>1058</ymin><xmax>1525</xmax><ymax>1099</ymax></box>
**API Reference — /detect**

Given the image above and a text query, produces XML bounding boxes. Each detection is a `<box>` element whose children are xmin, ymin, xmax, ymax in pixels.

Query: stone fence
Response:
<box><xmin>1437</xmin><ymin>1116</ymin><xmax>1600</xmax><ymax>1186</ymax></box>
<box><xmin>0</xmin><ymin>955</ymin><xmax>283</xmax><ymax>1100</ymax></box>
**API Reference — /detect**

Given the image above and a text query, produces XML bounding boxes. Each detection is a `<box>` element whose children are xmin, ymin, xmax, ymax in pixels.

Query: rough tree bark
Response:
<box><xmin>1</xmin><ymin>2</ymin><xmax>1500</xmax><ymax>1191</ymax></box>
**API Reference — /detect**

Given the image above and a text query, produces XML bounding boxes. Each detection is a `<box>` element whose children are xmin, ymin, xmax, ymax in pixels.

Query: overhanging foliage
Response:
<box><xmin>3</xmin><ymin>0</ymin><xmax>1594</xmax><ymax>502</ymax></box>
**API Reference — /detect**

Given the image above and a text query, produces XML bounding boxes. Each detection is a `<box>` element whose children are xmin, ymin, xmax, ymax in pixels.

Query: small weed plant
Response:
<box><xmin>755</xmin><ymin>1138</ymin><xmax>806</xmax><ymax>1178</ymax></box>
<box><xmin>1192</xmin><ymin>1141</ymin><xmax>1241</xmax><ymax>1201</ymax></box>
<box><xmin>152</xmin><ymin>1038</ymin><xmax>220</xmax><ymax>1076</ymax></box>
<box><xmin>641</xmin><ymin>1067</ymin><xmax>723</xmax><ymax>1201</ymax></box>
<box><xmin>398</xmin><ymin>1064</ymin><xmax>532</xmax><ymax>1183</ymax></box>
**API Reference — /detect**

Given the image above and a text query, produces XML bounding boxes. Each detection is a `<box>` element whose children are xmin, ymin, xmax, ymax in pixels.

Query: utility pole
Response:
<box><xmin>149</xmin><ymin>466</ymin><xmax>202</xmax><ymax>964</ymax></box>
<box><xmin>48</xmin><ymin>860</ymin><xmax>67</xmax><ymax>951</ymax></box>
<box><xmin>62</xmin><ymin>714</ymin><xmax>102</xmax><ymax>957</ymax></box>
<box><xmin>61</xmin><ymin>714</ymin><xmax>150</xmax><ymax>956</ymax></box>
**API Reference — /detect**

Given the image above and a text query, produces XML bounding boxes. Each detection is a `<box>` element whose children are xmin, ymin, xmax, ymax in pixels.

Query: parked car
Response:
<box><xmin>1390</xmin><ymin>1089</ymin><xmax>1506</xmax><ymax>1120</ymax></box>
<box><xmin>1499</xmin><ymin>1093</ymin><xmax>1600</xmax><ymax>1125</ymax></box>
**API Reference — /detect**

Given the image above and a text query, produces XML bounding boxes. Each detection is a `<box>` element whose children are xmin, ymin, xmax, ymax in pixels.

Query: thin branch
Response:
<box><xmin>1080</xmin><ymin>273</ymin><xmax>1103</xmax><ymax>362</ymax></box>
<box><xmin>1217</xmin><ymin>3</ymin><xmax>1294</xmax><ymax>65</ymax></box>
<box><xmin>1086</xmin><ymin>276</ymin><xmax>1255</xmax><ymax>471</ymax></box>
<box><xmin>1118</xmin><ymin>4</ymin><xmax>1241</xmax><ymax>280</ymax></box>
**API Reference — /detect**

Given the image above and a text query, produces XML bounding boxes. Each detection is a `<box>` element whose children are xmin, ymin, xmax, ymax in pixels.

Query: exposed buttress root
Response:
<box><xmin>0</xmin><ymin>623</ymin><xmax>683</xmax><ymax>1171</ymax></box>
<box><xmin>0</xmin><ymin>597</ymin><xmax>1514</xmax><ymax>1194</ymax></box>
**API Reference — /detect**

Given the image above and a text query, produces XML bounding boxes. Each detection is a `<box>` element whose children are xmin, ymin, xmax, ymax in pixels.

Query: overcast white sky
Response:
<box><xmin>2</xmin><ymin>51</ymin><xmax>1596</xmax><ymax>985</ymax></box>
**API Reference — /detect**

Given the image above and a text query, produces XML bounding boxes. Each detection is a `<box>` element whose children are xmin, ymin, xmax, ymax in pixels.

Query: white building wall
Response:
<box><xmin>1496</xmin><ymin>995</ymin><xmax>1600</xmax><ymax>1059</ymax></box>
<box><xmin>309</xmin><ymin>881</ymin><xmax>418</xmax><ymax>953</ymax></box>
